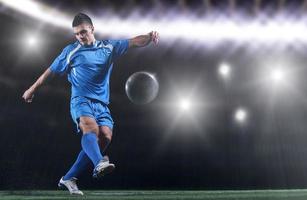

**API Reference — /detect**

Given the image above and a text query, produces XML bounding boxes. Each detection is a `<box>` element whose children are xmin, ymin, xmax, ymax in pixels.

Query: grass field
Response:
<box><xmin>1</xmin><ymin>190</ymin><xmax>307</xmax><ymax>200</ymax></box>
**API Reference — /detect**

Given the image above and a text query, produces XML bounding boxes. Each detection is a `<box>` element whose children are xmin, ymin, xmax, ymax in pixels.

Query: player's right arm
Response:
<box><xmin>22</xmin><ymin>68</ymin><xmax>53</xmax><ymax>103</ymax></box>
<box><xmin>22</xmin><ymin>43</ymin><xmax>74</xmax><ymax>103</ymax></box>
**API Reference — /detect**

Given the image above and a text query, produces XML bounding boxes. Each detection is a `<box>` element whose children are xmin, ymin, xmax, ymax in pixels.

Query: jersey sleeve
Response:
<box><xmin>49</xmin><ymin>45</ymin><xmax>71</xmax><ymax>75</ymax></box>
<box><xmin>108</xmin><ymin>39</ymin><xmax>129</xmax><ymax>59</ymax></box>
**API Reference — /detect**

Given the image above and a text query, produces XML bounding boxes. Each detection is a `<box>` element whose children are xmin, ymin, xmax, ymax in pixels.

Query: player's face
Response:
<box><xmin>73</xmin><ymin>23</ymin><xmax>95</xmax><ymax>45</ymax></box>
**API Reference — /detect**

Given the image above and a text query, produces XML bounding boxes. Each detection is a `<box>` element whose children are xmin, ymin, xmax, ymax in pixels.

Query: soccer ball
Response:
<box><xmin>125</xmin><ymin>71</ymin><xmax>159</xmax><ymax>104</ymax></box>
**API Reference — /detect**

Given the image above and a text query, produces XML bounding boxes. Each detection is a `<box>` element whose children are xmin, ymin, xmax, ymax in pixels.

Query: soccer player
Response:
<box><xmin>22</xmin><ymin>13</ymin><xmax>159</xmax><ymax>195</ymax></box>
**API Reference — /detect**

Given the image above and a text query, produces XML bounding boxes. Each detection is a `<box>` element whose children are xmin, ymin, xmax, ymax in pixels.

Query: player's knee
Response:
<box><xmin>79</xmin><ymin>118</ymin><xmax>99</xmax><ymax>135</ymax></box>
<box><xmin>81</xmin><ymin>126</ymin><xmax>99</xmax><ymax>135</ymax></box>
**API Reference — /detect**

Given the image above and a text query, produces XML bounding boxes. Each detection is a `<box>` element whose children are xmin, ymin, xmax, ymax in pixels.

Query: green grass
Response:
<box><xmin>1</xmin><ymin>190</ymin><xmax>307</xmax><ymax>200</ymax></box>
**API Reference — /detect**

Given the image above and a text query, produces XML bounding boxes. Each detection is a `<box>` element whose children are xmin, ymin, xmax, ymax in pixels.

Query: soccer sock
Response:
<box><xmin>63</xmin><ymin>150</ymin><xmax>91</xmax><ymax>181</ymax></box>
<box><xmin>81</xmin><ymin>132</ymin><xmax>103</xmax><ymax>166</ymax></box>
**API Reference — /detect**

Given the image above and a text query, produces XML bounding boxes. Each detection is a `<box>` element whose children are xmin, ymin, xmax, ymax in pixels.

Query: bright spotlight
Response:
<box><xmin>271</xmin><ymin>69</ymin><xmax>284</xmax><ymax>82</ymax></box>
<box><xmin>27</xmin><ymin>36</ymin><xmax>37</xmax><ymax>46</ymax></box>
<box><xmin>3</xmin><ymin>0</ymin><xmax>307</xmax><ymax>45</ymax></box>
<box><xmin>218</xmin><ymin>63</ymin><xmax>231</xmax><ymax>78</ymax></box>
<box><xmin>234</xmin><ymin>108</ymin><xmax>248</xmax><ymax>123</ymax></box>
<box><xmin>179</xmin><ymin>98</ymin><xmax>191</xmax><ymax>111</ymax></box>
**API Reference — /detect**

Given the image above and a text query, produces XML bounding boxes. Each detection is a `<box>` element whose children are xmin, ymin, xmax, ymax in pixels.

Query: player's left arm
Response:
<box><xmin>128</xmin><ymin>31</ymin><xmax>159</xmax><ymax>48</ymax></box>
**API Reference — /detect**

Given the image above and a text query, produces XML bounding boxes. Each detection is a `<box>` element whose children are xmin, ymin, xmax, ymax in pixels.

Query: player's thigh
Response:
<box><xmin>99</xmin><ymin>125</ymin><xmax>113</xmax><ymax>141</ymax></box>
<box><xmin>79</xmin><ymin>116</ymin><xmax>99</xmax><ymax>135</ymax></box>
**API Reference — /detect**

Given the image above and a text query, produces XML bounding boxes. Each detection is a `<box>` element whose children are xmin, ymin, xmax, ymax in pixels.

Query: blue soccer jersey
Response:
<box><xmin>50</xmin><ymin>39</ymin><xmax>129</xmax><ymax>104</ymax></box>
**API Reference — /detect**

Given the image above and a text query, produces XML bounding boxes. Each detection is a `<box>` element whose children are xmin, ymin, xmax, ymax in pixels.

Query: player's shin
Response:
<box><xmin>81</xmin><ymin>132</ymin><xmax>103</xmax><ymax>166</ymax></box>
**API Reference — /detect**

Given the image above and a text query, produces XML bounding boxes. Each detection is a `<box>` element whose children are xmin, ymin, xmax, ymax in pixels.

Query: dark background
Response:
<box><xmin>1</xmin><ymin>0</ymin><xmax>307</xmax><ymax>190</ymax></box>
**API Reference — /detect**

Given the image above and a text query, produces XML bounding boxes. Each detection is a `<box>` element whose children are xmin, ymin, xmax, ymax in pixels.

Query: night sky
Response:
<box><xmin>1</xmin><ymin>0</ymin><xmax>307</xmax><ymax>190</ymax></box>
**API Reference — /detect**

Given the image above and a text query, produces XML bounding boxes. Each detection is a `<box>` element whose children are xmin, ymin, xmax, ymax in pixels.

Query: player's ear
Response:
<box><xmin>91</xmin><ymin>25</ymin><xmax>94</xmax><ymax>33</ymax></box>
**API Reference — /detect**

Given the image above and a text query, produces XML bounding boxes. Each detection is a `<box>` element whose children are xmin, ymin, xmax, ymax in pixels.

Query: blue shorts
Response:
<box><xmin>70</xmin><ymin>96</ymin><xmax>114</xmax><ymax>133</ymax></box>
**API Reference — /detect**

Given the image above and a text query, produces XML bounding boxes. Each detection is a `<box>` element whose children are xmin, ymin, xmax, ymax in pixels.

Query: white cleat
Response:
<box><xmin>58</xmin><ymin>177</ymin><xmax>84</xmax><ymax>195</ymax></box>
<box><xmin>93</xmin><ymin>157</ymin><xmax>115</xmax><ymax>179</ymax></box>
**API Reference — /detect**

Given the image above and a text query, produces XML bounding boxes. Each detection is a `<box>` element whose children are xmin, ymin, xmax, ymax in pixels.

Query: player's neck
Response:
<box><xmin>83</xmin><ymin>37</ymin><xmax>96</xmax><ymax>46</ymax></box>
<box><xmin>89</xmin><ymin>37</ymin><xmax>96</xmax><ymax>45</ymax></box>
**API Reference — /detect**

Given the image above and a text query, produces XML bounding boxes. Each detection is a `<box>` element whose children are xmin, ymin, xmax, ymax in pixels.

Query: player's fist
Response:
<box><xmin>149</xmin><ymin>31</ymin><xmax>159</xmax><ymax>45</ymax></box>
<box><xmin>22</xmin><ymin>88</ymin><xmax>35</xmax><ymax>103</ymax></box>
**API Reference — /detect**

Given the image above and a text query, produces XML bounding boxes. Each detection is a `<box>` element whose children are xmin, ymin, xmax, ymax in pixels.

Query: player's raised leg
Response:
<box><xmin>79</xmin><ymin>116</ymin><xmax>115</xmax><ymax>178</ymax></box>
<box><xmin>79</xmin><ymin>116</ymin><xmax>102</xmax><ymax>165</ymax></box>
<box><xmin>91</xmin><ymin>125</ymin><xmax>115</xmax><ymax>177</ymax></box>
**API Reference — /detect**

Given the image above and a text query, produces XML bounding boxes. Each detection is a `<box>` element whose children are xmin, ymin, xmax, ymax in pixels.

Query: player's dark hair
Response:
<box><xmin>72</xmin><ymin>13</ymin><xmax>93</xmax><ymax>27</ymax></box>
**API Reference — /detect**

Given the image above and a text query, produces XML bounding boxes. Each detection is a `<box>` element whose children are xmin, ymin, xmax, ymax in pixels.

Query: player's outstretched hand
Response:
<box><xmin>22</xmin><ymin>88</ymin><xmax>35</xmax><ymax>103</ymax></box>
<box><xmin>150</xmin><ymin>31</ymin><xmax>159</xmax><ymax>45</ymax></box>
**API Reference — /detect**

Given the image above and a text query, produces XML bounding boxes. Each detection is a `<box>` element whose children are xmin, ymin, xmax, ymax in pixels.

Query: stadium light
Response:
<box><xmin>27</xmin><ymin>36</ymin><xmax>37</xmax><ymax>46</ymax></box>
<box><xmin>179</xmin><ymin>98</ymin><xmax>191</xmax><ymax>111</ymax></box>
<box><xmin>234</xmin><ymin>108</ymin><xmax>248</xmax><ymax>124</ymax></box>
<box><xmin>2</xmin><ymin>0</ymin><xmax>307</xmax><ymax>45</ymax></box>
<box><xmin>218</xmin><ymin>62</ymin><xmax>231</xmax><ymax>78</ymax></box>
<box><xmin>271</xmin><ymin>68</ymin><xmax>284</xmax><ymax>83</ymax></box>
<box><xmin>0</xmin><ymin>0</ymin><xmax>71</xmax><ymax>29</ymax></box>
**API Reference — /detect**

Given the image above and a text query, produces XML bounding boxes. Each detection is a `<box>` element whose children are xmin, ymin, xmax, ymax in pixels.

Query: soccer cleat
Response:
<box><xmin>93</xmin><ymin>156</ymin><xmax>115</xmax><ymax>178</ymax></box>
<box><xmin>58</xmin><ymin>177</ymin><xmax>84</xmax><ymax>195</ymax></box>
